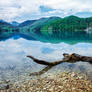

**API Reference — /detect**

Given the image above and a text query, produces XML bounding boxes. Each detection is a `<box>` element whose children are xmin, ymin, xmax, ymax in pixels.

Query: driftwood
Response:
<box><xmin>27</xmin><ymin>53</ymin><xmax>92</xmax><ymax>76</ymax></box>
<box><xmin>29</xmin><ymin>66</ymin><xmax>53</xmax><ymax>76</ymax></box>
<box><xmin>27</xmin><ymin>53</ymin><xmax>92</xmax><ymax>66</ymax></box>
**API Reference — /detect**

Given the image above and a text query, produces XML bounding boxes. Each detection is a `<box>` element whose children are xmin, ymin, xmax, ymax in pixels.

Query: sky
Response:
<box><xmin>0</xmin><ymin>0</ymin><xmax>92</xmax><ymax>22</ymax></box>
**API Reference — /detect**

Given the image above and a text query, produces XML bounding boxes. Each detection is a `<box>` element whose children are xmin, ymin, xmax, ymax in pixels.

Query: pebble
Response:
<box><xmin>0</xmin><ymin>72</ymin><xmax>92</xmax><ymax>92</ymax></box>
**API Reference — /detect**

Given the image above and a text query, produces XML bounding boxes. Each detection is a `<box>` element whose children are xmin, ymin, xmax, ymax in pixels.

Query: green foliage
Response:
<box><xmin>1</xmin><ymin>16</ymin><xmax>92</xmax><ymax>40</ymax></box>
<box><xmin>41</xmin><ymin>16</ymin><xmax>88</xmax><ymax>32</ymax></box>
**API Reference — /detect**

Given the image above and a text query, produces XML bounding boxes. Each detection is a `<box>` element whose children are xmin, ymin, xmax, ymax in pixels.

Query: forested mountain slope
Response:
<box><xmin>0</xmin><ymin>16</ymin><xmax>92</xmax><ymax>41</ymax></box>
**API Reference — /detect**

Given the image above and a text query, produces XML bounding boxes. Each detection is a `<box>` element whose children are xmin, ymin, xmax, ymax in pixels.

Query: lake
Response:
<box><xmin>0</xmin><ymin>35</ymin><xmax>92</xmax><ymax>84</ymax></box>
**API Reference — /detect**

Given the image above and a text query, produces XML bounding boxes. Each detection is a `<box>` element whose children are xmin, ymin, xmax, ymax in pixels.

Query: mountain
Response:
<box><xmin>18</xmin><ymin>16</ymin><xmax>92</xmax><ymax>40</ymax></box>
<box><xmin>1</xmin><ymin>16</ymin><xmax>92</xmax><ymax>41</ymax></box>
<box><xmin>0</xmin><ymin>20</ymin><xmax>15</xmax><ymax>39</ymax></box>
<box><xmin>27</xmin><ymin>17</ymin><xmax>61</xmax><ymax>32</ymax></box>
<box><xmin>18</xmin><ymin>20</ymin><xmax>36</xmax><ymax>27</ymax></box>
<box><xmin>11</xmin><ymin>21</ymin><xmax>19</xmax><ymax>26</ymax></box>
<box><xmin>18</xmin><ymin>17</ymin><xmax>61</xmax><ymax>28</ymax></box>
<box><xmin>0</xmin><ymin>20</ymin><xmax>11</xmax><ymax>26</ymax></box>
<box><xmin>0</xmin><ymin>20</ymin><xmax>13</xmax><ymax>32</ymax></box>
<box><xmin>0</xmin><ymin>20</ymin><xmax>5</xmax><ymax>22</ymax></box>
<box><xmin>40</xmin><ymin>15</ymin><xmax>92</xmax><ymax>33</ymax></box>
<box><xmin>18</xmin><ymin>16</ymin><xmax>61</xmax><ymax>36</ymax></box>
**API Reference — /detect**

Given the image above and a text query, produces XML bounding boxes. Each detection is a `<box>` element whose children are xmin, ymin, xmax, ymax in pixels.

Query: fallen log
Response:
<box><xmin>27</xmin><ymin>55</ymin><xmax>64</xmax><ymax>66</ymax></box>
<box><xmin>27</xmin><ymin>53</ymin><xmax>92</xmax><ymax>66</ymax></box>
<box><xmin>27</xmin><ymin>53</ymin><xmax>92</xmax><ymax>76</ymax></box>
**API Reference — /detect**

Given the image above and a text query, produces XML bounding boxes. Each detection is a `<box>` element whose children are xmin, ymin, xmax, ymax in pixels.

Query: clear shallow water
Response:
<box><xmin>0</xmin><ymin>37</ymin><xmax>92</xmax><ymax>83</ymax></box>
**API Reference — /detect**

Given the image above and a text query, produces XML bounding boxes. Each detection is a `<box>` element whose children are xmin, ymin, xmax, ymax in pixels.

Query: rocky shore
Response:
<box><xmin>0</xmin><ymin>72</ymin><xmax>92</xmax><ymax>92</ymax></box>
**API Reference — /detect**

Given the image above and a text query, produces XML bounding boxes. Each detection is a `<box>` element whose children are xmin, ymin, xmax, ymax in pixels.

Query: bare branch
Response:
<box><xmin>27</xmin><ymin>53</ymin><xmax>92</xmax><ymax>76</ymax></box>
<box><xmin>29</xmin><ymin>66</ymin><xmax>53</xmax><ymax>76</ymax></box>
<box><xmin>27</xmin><ymin>55</ymin><xmax>64</xmax><ymax>66</ymax></box>
<box><xmin>27</xmin><ymin>53</ymin><xmax>92</xmax><ymax>66</ymax></box>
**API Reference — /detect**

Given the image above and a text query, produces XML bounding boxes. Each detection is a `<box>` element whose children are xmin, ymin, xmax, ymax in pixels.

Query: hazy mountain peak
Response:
<box><xmin>18</xmin><ymin>20</ymin><xmax>36</xmax><ymax>27</ymax></box>
<box><xmin>11</xmin><ymin>21</ymin><xmax>19</xmax><ymax>26</ymax></box>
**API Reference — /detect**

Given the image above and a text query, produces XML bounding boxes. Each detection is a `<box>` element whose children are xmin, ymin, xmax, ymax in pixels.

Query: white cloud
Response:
<box><xmin>43</xmin><ymin>0</ymin><xmax>92</xmax><ymax>11</ymax></box>
<box><xmin>0</xmin><ymin>0</ymin><xmax>42</xmax><ymax>22</ymax></box>
<box><xmin>0</xmin><ymin>0</ymin><xmax>92</xmax><ymax>22</ymax></box>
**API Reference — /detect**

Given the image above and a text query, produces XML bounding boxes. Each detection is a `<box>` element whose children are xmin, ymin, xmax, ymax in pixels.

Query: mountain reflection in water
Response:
<box><xmin>0</xmin><ymin>35</ymin><xmax>92</xmax><ymax>83</ymax></box>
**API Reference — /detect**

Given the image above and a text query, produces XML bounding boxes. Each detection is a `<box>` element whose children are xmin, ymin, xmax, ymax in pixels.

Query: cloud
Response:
<box><xmin>40</xmin><ymin>5</ymin><xmax>55</xmax><ymax>13</ymax></box>
<box><xmin>43</xmin><ymin>0</ymin><xmax>92</xmax><ymax>11</ymax></box>
<box><xmin>75</xmin><ymin>12</ymin><xmax>92</xmax><ymax>17</ymax></box>
<box><xmin>0</xmin><ymin>0</ymin><xmax>42</xmax><ymax>22</ymax></box>
<box><xmin>0</xmin><ymin>0</ymin><xmax>92</xmax><ymax>22</ymax></box>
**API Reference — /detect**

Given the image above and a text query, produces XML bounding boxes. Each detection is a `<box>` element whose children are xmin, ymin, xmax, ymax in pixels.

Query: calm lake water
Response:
<box><xmin>0</xmin><ymin>35</ymin><xmax>92</xmax><ymax>83</ymax></box>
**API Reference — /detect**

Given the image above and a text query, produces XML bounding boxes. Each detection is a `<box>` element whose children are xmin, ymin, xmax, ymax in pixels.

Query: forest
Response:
<box><xmin>0</xmin><ymin>15</ymin><xmax>92</xmax><ymax>40</ymax></box>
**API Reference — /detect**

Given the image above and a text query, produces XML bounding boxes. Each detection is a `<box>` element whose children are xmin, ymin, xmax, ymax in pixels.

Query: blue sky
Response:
<box><xmin>0</xmin><ymin>0</ymin><xmax>92</xmax><ymax>22</ymax></box>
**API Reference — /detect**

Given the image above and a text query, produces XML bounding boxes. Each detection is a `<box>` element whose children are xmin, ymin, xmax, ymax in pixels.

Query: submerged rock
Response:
<box><xmin>0</xmin><ymin>84</ymin><xmax>9</xmax><ymax>90</ymax></box>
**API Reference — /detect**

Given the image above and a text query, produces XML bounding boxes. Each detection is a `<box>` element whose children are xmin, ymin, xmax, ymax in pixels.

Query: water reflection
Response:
<box><xmin>0</xmin><ymin>37</ymin><xmax>92</xmax><ymax>83</ymax></box>
<box><xmin>1</xmin><ymin>34</ymin><xmax>92</xmax><ymax>44</ymax></box>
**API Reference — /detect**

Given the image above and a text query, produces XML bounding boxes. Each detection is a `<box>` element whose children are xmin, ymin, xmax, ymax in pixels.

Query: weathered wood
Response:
<box><xmin>27</xmin><ymin>53</ymin><xmax>92</xmax><ymax>76</ymax></box>
<box><xmin>27</xmin><ymin>53</ymin><xmax>92</xmax><ymax>66</ymax></box>
<box><xmin>27</xmin><ymin>55</ymin><xmax>64</xmax><ymax>66</ymax></box>
<box><xmin>29</xmin><ymin>66</ymin><xmax>53</xmax><ymax>76</ymax></box>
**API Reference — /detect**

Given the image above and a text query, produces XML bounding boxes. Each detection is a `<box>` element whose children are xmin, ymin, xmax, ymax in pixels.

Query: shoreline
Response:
<box><xmin>0</xmin><ymin>72</ymin><xmax>92</xmax><ymax>92</ymax></box>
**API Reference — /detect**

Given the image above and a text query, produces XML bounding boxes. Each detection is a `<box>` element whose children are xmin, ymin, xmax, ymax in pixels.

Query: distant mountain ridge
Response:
<box><xmin>11</xmin><ymin>21</ymin><xmax>19</xmax><ymax>26</ymax></box>
<box><xmin>0</xmin><ymin>20</ymin><xmax>12</xmax><ymax>26</ymax></box>
<box><xmin>1</xmin><ymin>15</ymin><xmax>92</xmax><ymax>27</ymax></box>
<box><xmin>18</xmin><ymin>20</ymin><xmax>36</xmax><ymax>27</ymax></box>
<box><xmin>0</xmin><ymin>15</ymin><xmax>92</xmax><ymax>41</ymax></box>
